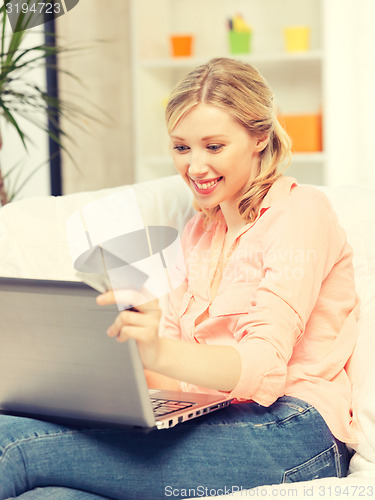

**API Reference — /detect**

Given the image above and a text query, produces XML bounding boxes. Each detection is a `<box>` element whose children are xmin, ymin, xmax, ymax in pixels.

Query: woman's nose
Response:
<box><xmin>188</xmin><ymin>153</ymin><xmax>208</xmax><ymax>178</ymax></box>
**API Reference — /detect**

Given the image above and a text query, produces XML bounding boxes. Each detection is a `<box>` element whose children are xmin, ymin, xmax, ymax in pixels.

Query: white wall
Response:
<box><xmin>2</xmin><ymin>1</ymin><xmax>375</xmax><ymax>200</ymax></box>
<box><xmin>323</xmin><ymin>0</ymin><xmax>375</xmax><ymax>189</ymax></box>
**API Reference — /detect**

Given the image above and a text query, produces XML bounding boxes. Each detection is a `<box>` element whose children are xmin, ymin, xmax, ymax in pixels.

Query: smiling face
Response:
<box><xmin>170</xmin><ymin>103</ymin><xmax>268</xmax><ymax>224</ymax></box>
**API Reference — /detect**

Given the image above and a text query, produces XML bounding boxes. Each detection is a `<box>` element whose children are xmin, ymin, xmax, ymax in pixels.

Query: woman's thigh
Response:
<box><xmin>0</xmin><ymin>397</ymin><xmax>350</xmax><ymax>500</ymax></box>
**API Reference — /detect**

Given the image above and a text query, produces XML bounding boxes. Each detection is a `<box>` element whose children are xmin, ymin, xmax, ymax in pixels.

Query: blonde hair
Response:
<box><xmin>165</xmin><ymin>57</ymin><xmax>291</xmax><ymax>223</ymax></box>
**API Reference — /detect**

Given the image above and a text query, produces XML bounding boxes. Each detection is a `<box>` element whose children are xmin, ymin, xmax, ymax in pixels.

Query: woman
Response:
<box><xmin>0</xmin><ymin>58</ymin><xmax>358</xmax><ymax>499</ymax></box>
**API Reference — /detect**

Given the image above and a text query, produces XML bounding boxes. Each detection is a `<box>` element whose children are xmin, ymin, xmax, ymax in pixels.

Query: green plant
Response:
<box><xmin>0</xmin><ymin>3</ymin><xmax>92</xmax><ymax>204</ymax></box>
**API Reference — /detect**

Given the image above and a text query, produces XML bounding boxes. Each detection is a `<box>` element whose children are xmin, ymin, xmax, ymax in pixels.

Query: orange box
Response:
<box><xmin>170</xmin><ymin>35</ymin><xmax>194</xmax><ymax>57</ymax></box>
<box><xmin>278</xmin><ymin>113</ymin><xmax>322</xmax><ymax>152</ymax></box>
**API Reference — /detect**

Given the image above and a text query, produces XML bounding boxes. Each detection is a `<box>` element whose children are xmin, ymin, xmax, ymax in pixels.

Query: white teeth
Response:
<box><xmin>195</xmin><ymin>179</ymin><xmax>220</xmax><ymax>190</ymax></box>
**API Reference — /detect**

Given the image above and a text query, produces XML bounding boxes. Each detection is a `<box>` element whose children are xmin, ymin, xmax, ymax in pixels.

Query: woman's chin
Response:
<box><xmin>193</xmin><ymin>197</ymin><xmax>219</xmax><ymax>210</ymax></box>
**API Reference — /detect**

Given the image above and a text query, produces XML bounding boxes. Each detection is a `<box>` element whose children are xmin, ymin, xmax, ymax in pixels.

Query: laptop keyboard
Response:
<box><xmin>151</xmin><ymin>398</ymin><xmax>195</xmax><ymax>417</ymax></box>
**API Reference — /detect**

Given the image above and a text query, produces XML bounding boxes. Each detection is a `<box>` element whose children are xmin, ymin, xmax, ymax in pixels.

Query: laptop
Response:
<box><xmin>0</xmin><ymin>277</ymin><xmax>233</xmax><ymax>430</ymax></box>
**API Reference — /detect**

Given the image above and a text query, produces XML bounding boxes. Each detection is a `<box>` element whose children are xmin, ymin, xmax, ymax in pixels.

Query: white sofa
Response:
<box><xmin>1</xmin><ymin>174</ymin><xmax>375</xmax><ymax>499</ymax></box>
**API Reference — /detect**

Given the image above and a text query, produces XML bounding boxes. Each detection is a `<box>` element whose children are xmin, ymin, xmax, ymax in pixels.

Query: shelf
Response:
<box><xmin>136</xmin><ymin>153</ymin><xmax>325</xmax><ymax>185</ymax></box>
<box><xmin>142</xmin><ymin>152</ymin><xmax>324</xmax><ymax>166</ymax></box>
<box><xmin>140</xmin><ymin>50</ymin><xmax>323</xmax><ymax>70</ymax></box>
<box><xmin>132</xmin><ymin>0</ymin><xmax>326</xmax><ymax>186</ymax></box>
<box><xmin>292</xmin><ymin>152</ymin><xmax>324</xmax><ymax>163</ymax></box>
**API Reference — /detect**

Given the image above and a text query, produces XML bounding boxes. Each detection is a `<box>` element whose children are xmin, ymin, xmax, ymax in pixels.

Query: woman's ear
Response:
<box><xmin>255</xmin><ymin>135</ymin><xmax>270</xmax><ymax>153</ymax></box>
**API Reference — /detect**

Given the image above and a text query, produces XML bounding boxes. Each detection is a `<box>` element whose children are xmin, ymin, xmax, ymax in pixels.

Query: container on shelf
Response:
<box><xmin>228</xmin><ymin>30</ymin><xmax>252</xmax><ymax>55</ymax></box>
<box><xmin>132</xmin><ymin>0</ymin><xmax>325</xmax><ymax>186</ymax></box>
<box><xmin>278</xmin><ymin>113</ymin><xmax>322</xmax><ymax>152</ymax></box>
<box><xmin>227</xmin><ymin>14</ymin><xmax>252</xmax><ymax>55</ymax></box>
<box><xmin>283</xmin><ymin>26</ymin><xmax>310</xmax><ymax>53</ymax></box>
<box><xmin>169</xmin><ymin>34</ymin><xmax>194</xmax><ymax>57</ymax></box>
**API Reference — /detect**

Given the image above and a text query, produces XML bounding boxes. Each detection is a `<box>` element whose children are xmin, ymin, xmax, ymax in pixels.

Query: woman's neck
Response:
<box><xmin>220</xmin><ymin>202</ymin><xmax>247</xmax><ymax>238</ymax></box>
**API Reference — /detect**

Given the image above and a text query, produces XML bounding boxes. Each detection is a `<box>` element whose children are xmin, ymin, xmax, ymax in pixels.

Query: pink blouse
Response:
<box><xmin>161</xmin><ymin>176</ymin><xmax>359</xmax><ymax>444</ymax></box>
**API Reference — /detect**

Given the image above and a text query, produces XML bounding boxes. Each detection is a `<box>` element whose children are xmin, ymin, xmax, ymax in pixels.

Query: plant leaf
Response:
<box><xmin>0</xmin><ymin>101</ymin><xmax>28</xmax><ymax>148</ymax></box>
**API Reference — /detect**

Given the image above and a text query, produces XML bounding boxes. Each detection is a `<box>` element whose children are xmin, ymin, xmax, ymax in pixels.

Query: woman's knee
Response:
<box><xmin>13</xmin><ymin>486</ymin><xmax>111</xmax><ymax>499</ymax></box>
<box><xmin>0</xmin><ymin>415</ymin><xmax>73</xmax><ymax>498</ymax></box>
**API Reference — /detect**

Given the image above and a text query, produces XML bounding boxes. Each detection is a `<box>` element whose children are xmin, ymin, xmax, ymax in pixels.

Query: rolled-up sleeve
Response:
<box><xmin>229</xmin><ymin>187</ymin><xmax>349</xmax><ymax>404</ymax></box>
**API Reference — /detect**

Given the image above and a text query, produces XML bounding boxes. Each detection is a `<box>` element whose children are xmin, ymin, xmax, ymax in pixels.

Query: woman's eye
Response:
<box><xmin>173</xmin><ymin>145</ymin><xmax>189</xmax><ymax>153</ymax></box>
<box><xmin>207</xmin><ymin>144</ymin><xmax>223</xmax><ymax>152</ymax></box>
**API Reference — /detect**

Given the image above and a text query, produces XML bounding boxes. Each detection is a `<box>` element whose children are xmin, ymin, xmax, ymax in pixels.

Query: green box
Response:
<box><xmin>228</xmin><ymin>31</ymin><xmax>252</xmax><ymax>54</ymax></box>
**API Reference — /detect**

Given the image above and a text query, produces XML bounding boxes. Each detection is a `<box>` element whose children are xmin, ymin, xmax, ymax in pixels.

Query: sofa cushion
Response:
<box><xmin>0</xmin><ymin>175</ymin><xmax>194</xmax><ymax>281</ymax></box>
<box><xmin>316</xmin><ymin>185</ymin><xmax>375</xmax><ymax>476</ymax></box>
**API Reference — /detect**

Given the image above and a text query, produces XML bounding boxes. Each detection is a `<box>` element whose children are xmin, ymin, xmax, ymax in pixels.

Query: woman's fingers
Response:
<box><xmin>96</xmin><ymin>287</ymin><xmax>157</xmax><ymax>311</ymax></box>
<box><xmin>96</xmin><ymin>290</ymin><xmax>116</xmax><ymax>306</ymax></box>
<box><xmin>98</xmin><ymin>288</ymin><xmax>161</xmax><ymax>369</ymax></box>
<box><xmin>106</xmin><ymin>306</ymin><xmax>160</xmax><ymax>338</ymax></box>
<box><xmin>115</xmin><ymin>326</ymin><xmax>150</xmax><ymax>343</ymax></box>
<box><xmin>107</xmin><ymin>309</ymin><xmax>146</xmax><ymax>336</ymax></box>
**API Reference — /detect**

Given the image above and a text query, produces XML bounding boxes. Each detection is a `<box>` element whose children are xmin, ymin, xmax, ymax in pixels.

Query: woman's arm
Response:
<box><xmin>152</xmin><ymin>337</ymin><xmax>241</xmax><ymax>392</ymax></box>
<box><xmin>97</xmin><ymin>291</ymin><xmax>241</xmax><ymax>393</ymax></box>
<box><xmin>144</xmin><ymin>369</ymin><xmax>180</xmax><ymax>391</ymax></box>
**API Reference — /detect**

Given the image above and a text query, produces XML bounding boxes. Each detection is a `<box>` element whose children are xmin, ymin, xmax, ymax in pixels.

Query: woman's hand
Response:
<box><xmin>97</xmin><ymin>289</ymin><xmax>241</xmax><ymax>393</ymax></box>
<box><xmin>96</xmin><ymin>289</ymin><xmax>162</xmax><ymax>370</ymax></box>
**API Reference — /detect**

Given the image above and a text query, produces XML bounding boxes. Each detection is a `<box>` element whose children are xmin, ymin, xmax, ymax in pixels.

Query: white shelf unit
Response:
<box><xmin>130</xmin><ymin>0</ymin><xmax>325</xmax><ymax>185</ymax></box>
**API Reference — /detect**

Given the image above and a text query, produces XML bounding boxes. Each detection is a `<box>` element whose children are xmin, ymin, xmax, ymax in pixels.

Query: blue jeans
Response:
<box><xmin>0</xmin><ymin>396</ymin><xmax>350</xmax><ymax>500</ymax></box>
